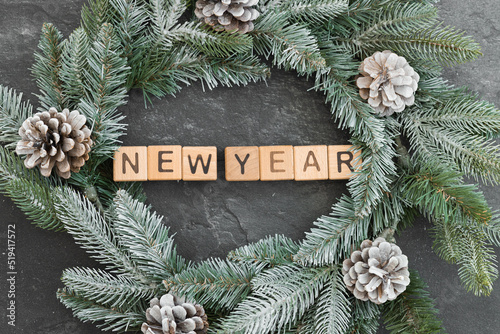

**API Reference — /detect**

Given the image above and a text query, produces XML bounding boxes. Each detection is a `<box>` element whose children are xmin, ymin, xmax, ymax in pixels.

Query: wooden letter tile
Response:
<box><xmin>113</xmin><ymin>146</ymin><xmax>148</xmax><ymax>182</ymax></box>
<box><xmin>293</xmin><ymin>145</ymin><xmax>328</xmax><ymax>181</ymax></box>
<box><xmin>259</xmin><ymin>146</ymin><xmax>294</xmax><ymax>181</ymax></box>
<box><xmin>182</xmin><ymin>146</ymin><xmax>217</xmax><ymax>181</ymax></box>
<box><xmin>328</xmin><ymin>145</ymin><xmax>362</xmax><ymax>180</ymax></box>
<box><xmin>147</xmin><ymin>145</ymin><xmax>182</xmax><ymax>181</ymax></box>
<box><xmin>225</xmin><ymin>146</ymin><xmax>260</xmax><ymax>181</ymax></box>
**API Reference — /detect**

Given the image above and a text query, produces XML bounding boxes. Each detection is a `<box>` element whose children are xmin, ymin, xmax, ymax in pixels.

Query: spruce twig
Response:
<box><xmin>0</xmin><ymin>85</ymin><xmax>33</xmax><ymax>149</ymax></box>
<box><xmin>165</xmin><ymin>258</ymin><xmax>259</xmax><ymax>311</ymax></box>
<box><xmin>32</xmin><ymin>23</ymin><xmax>65</xmax><ymax>111</ymax></box>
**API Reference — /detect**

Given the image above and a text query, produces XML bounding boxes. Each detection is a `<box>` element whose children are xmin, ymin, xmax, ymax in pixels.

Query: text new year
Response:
<box><xmin>113</xmin><ymin>145</ymin><xmax>361</xmax><ymax>182</ymax></box>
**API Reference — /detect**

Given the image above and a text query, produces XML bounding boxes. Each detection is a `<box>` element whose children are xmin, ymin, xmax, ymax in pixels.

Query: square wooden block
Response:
<box><xmin>113</xmin><ymin>146</ymin><xmax>148</xmax><ymax>182</ymax></box>
<box><xmin>225</xmin><ymin>146</ymin><xmax>260</xmax><ymax>181</ymax></box>
<box><xmin>328</xmin><ymin>145</ymin><xmax>362</xmax><ymax>180</ymax></box>
<box><xmin>294</xmin><ymin>145</ymin><xmax>328</xmax><ymax>181</ymax></box>
<box><xmin>147</xmin><ymin>145</ymin><xmax>182</xmax><ymax>181</ymax></box>
<box><xmin>259</xmin><ymin>146</ymin><xmax>294</xmax><ymax>181</ymax></box>
<box><xmin>182</xmin><ymin>146</ymin><xmax>217</xmax><ymax>181</ymax></box>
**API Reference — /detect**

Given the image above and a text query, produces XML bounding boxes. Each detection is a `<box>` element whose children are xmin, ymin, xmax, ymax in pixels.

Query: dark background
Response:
<box><xmin>0</xmin><ymin>0</ymin><xmax>499</xmax><ymax>332</ymax></box>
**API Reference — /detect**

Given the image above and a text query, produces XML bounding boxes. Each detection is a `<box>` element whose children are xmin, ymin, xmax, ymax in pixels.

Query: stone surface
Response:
<box><xmin>0</xmin><ymin>1</ymin><xmax>499</xmax><ymax>333</ymax></box>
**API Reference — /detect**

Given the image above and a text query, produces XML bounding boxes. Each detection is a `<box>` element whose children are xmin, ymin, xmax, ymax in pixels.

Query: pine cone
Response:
<box><xmin>142</xmin><ymin>294</ymin><xmax>209</xmax><ymax>334</ymax></box>
<box><xmin>194</xmin><ymin>0</ymin><xmax>260</xmax><ymax>34</ymax></box>
<box><xmin>15</xmin><ymin>107</ymin><xmax>92</xmax><ymax>179</ymax></box>
<box><xmin>357</xmin><ymin>50</ymin><xmax>419</xmax><ymax>116</ymax></box>
<box><xmin>342</xmin><ymin>237</ymin><xmax>410</xmax><ymax>304</ymax></box>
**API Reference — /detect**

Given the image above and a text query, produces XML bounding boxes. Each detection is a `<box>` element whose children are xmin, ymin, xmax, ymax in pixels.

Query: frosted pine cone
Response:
<box><xmin>195</xmin><ymin>0</ymin><xmax>260</xmax><ymax>34</ymax></box>
<box><xmin>357</xmin><ymin>50</ymin><xmax>419</xmax><ymax>116</ymax></box>
<box><xmin>342</xmin><ymin>237</ymin><xmax>410</xmax><ymax>304</ymax></box>
<box><xmin>15</xmin><ymin>107</ymin><xmax>92</xmax><ymax>179</ymax></box>
<box><xmin>142</xmin><ymin>293</ymin><xmax>209</xmax><ymax>334</ymax></box>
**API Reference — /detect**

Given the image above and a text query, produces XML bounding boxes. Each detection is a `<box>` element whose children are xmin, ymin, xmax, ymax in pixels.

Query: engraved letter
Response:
<box><xmin>337</xmin><ymin>151</ymin><xmax>354</xmax><ymax>173</ymax></box>
<box><xmin>122</xmin><ymin>152</ymin><xmax>139</xmax><ymax>174</ymax></box>
<box><xmin>303</xmin><ymin>151</ymin><xmax>321</xmax><ymax>172</ymax></box>
<box><xmin>270</xmin><ymin>151</ymin><xmax>285</xmax><ymax>173</ymax></box>
<box><xmin>158</xmin><ymin>151</ymin><xmax>174</xmax><ymax>173</ymax></box>
<box><xmin>235</xmin><ymin>153</ymin><xmax>250</xmax><ymax>174</ymax></box>
<box><xmin>188</xmin><ymin>154</ymin><xmax>212</xmax><ymax>174</ymax></box>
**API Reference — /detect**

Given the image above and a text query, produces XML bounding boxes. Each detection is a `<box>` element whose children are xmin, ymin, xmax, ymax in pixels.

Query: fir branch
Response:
<box><xmin>53</xmin><ymin>186</ymin><xmax>149</xmax><ymax>284</ymax></box>
<box><xmin>108</xmin><ymin>1</ymin><xmax>266</xmax><ymax>99</ymax></box>
<box><xmin>227</xmin><ymin>234</ymin><xmax>299</xmax><ymax>267</ymax></box>
<box><xmin>132</xmin><ymin>47</ymin><xmax>269</xmax><ymax>99</ymax></box>
<box><xmin>5</xmin><ymin>178</ymin><xmax>61</xmax><ymax>230</ymax></box>
<box><xmin>359</xmin><ymin>24</ymin><xmax>482</xmax><ymax>66</ymax></box>
<box><xmin>78</xmin><ymin>23</ymin><xmax>130</xmax><ymax>161</ymax></box>
<box><xmin>279</xmin><ymin>0</ymin><xmax>348</xmax><ymax>25</ymax></box>
<box><xmin>197</xmin><ymin>54</ymin><xmax>270</xmax><ymax>89</ymax></box>
<box><xmin>346</xmin><ymin>298</ymin><xmax>381</xmax><ymax>334</ymax></box>
<box><xmin>416</xmin><ymin>77</ymin><xmax>464</xmax><ymax>104</ymax></box>
<box><xmin>400</xmin><ymin>159</ymin><xmax>492</xmax><ymax>224</ymax></box>
<box><xmin>312</xmin><ymin>270</ymin><xmax>351</xmax><ymax>334</ymax></box>
<box><xmin>353</xmin><ymin>2</ymin><xmax>438</xmax><ymax>44</ymax></box>
<box><xmin>0</xmin><ymin>147</ymin><xmax>48</xmax><ymax>186</ymax></box>
<box><xmin>313</xmin><ymin>55</ymin><xmax>398</xmax><ymax>216</ymax></box>
<box><xmin>68</xmin><ymin>161</ymin><xmax>145</xmax><ymax>208</ymax></box>
<box><xmin>130</xmin><ymin>45</ymin><xmax>199</xmax><ymax>98</ymax></box>
<box><xmin>332</xmin><ymin>0</ymin><xmax>391</xmax><ymax>32</ymax></box>
<box><xmin>348</xmin><ymin>134</ymin><xmax>397</xmax><ymax>217</ymax></box>
<box><xmin>414</xmin><ymin>94</ymin><xmax>500</xmax><ymax>140</ymax></box>
<box><xmin>108</xmin><ymin>0</ymin><xmax>149</xmax><ymax>59</ymax></box>
<box><xmin>402</xmin><ymin>106</ymin><xmax>500</xmax><ymax>185</ymax></box>
<box><xmin>81</xmin><ymin>0</ymin><xmax>113</xmax><ymax>39</ymax></box>
<box><xmin>57</xmin><ymin>287</ymin><xmax>144</xmax><ymax>332</ymax></box>
<box><xmin>100</xmin><ymin>0</ymin><xmax>150</xmax><ymax>93</ymax></box>
<box><xmin>296</xmin><ymin>306</ymin><xmax>318</xmax><ymax>334</ymax></box>
<box><xmin>431</xmin><ymin>218</ymin><xmax>498</xmax><ymax>296</ymax></box>
<box><xmin>171</xmin><ymin>22</ymin><xmax>254</xmax><ymax>57</ymax></box>
<box><xmin>483</xmin><ymin>215</ymin><xmax>500</xmax><ymax>248</ymax></box>
<box><xmin>0</xmin><ymin>85</ymin><xmax>33</xmax><ymax>149</ymax></box>
<box><xmin>252</xmin><ymin>11</ymin><xmax>327</xmax><ymax>75</ymax></box>
<box><xmin>164</xmin><ymin>258</ymin><xmax>259</xmax><ymax>312</ymax></box>
<box><xmin>256</xmin><ymin>0</ymin><xmax>282</xmax><ymax>12</ymax></box>
<box><xmin>216</xmin><ymin>264</ymin><xmax>333</xmax><ymax>333</ymax></box>
<box><xmin>59</xmin><ymin>28</ymin><xmax>91</xmax><ymax>110</ymax></box>
<box><xmin>0</xmin><ymin>147</ymin><xmax>62</xmax><ymax>230</ymax></box>
<box><xmin>294</xmin><ymin>191</ymin><xmax>405</xmax><ymax>266</ymax></box>
<box><xmin>31</xmin><ymin>23</ymin><xmax>65</xmax><ymax>111</ymax></box>
<box><xmin>317</xmin><ymin>43</ymin><xmax>360</xmax><ymax>73</ymax></box>
<box><xmin>347</xmin><ymin>0</ymin><xmax>393</xmax><ymax>15</ymax></box>
<box><xmin>409</xmin><ymin>60</ymin><xmax>443</xmax><ymax>81</ymax></box>
<box><xmin>381</xmin><ymin>269</ymin><xmax>445</xmax><ymax>333</ymax></box>
<box><xmin>113</xmin><ymin>190</ymin><xmax>188</xmax><ymax>282</ymax></box>
<box><xmin>314</xmin><ymin>68</ymin><xmax>387</xmax><ymax>150</ymax></box>
<box><xmin>61</xmin><ymin>267</ymin><xmax>159</xmax><ymax>309</ymax></box>
<box><xmin>146</xmin><ymin>0</ymin><xmax>187</xmax><ymax>46</ymax></box>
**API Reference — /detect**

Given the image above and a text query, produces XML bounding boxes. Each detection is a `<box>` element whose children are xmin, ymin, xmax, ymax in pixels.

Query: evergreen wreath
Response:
<box><xmin>1</xmin><ymin>0</ymin><xmax>499</xmax><ymax>333</ymax></box>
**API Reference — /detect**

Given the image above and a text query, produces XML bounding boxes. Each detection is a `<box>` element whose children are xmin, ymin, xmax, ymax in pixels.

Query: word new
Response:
<box><xmin>113</xmin><ymin>145</ymin><xmax>361</xmax><ymax>182</ymax></box>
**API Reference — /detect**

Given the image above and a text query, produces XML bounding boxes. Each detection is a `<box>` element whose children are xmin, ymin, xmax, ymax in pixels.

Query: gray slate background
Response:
<box><xmin>0</xmin><ymin>0</ymin><xmax>499</xmax><ymax>332</ymax></box>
